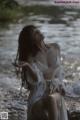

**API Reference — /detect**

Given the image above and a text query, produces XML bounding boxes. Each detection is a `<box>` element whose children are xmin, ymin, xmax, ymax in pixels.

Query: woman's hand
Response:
<box><xmin>14</xmin><ymin>62</ymin><xmax>38</xmax><ymax>82</ymax></box>
<box><xmin>59</xmin><ymin>85</ymin><xmax>66</xmax><ymax>96</ymax></box>
<box><xmin>13</xmin><ymin>61</ymin><xmax>29</xmax><ymax>68</ymax></box>
<box><xmin>43</xmin><ymin>68</ymin><xmax>53</xmax><ymax>80</ymax></box>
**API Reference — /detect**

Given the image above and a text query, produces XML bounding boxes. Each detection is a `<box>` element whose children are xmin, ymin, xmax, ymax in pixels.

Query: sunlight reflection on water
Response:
<box><xmin>0</xmin><ymin>9</ymin><xmax>80</xmax><ymax>119</ymax></box>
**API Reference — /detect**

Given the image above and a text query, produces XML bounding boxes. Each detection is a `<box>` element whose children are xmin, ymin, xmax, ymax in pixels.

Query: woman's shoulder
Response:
<box><xmin>46</xmin><ymin>43</ymin><xmax>60</xmax><ymax>52</ymax></box>
<box><xmin>46</xmin><ymin>43</ymin><xmax>61</xmax><ymax>68</ymax></box>
<box><xmin>45</xmin><ymin>43</ymin><xmax>60</xmax><ymax>58</ymax></box>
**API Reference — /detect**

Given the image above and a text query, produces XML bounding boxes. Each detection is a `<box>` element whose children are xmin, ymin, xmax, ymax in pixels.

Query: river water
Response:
<box><xmin>0</xmin><ymin>6</ymin><xmax>80</xmax><ymax>120</ymax></box>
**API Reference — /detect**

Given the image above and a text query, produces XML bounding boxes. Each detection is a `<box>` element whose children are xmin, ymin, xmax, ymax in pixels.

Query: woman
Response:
<box><xmin>14</xmin><ymin>25</ymin><xmax>68</xmax><ymax>120</ymax></box>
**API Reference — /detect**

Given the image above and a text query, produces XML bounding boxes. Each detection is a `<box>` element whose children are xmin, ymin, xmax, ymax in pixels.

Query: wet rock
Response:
<box><xmin>73</xmin><ymin>81</ymin><xmax>80</xmax><ymax>95</ymax></box>
<box><xmin>66</xmin><ymin>95</ymin><xmax>80</xmax><ymax>120</ymax></box>
<box><xmin>69</xmin><ymin>110</ymin><xmax>80</xmax><ymax>120</ymax></box>
<box><xmin>48</xmin><ymin>19</ymin><xmax>67</xmax><ymax>25</ymax></box>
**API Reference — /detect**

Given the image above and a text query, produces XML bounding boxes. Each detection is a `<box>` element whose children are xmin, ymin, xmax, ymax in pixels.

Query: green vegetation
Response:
<box><xmin>0</xmin><ymin>0</ymin><xmax>80</xmax><ymax>24</ymax></box>
<box><xmin>0</xmin><ymin>1</ymin><xmax>65</xmax><ymax>23</ymax></box>
<box><xmin>22</xmin><ymin>5</ymin><xmax>64</xmax><ymax>17</ymax></box>
<box><xmin>22</xmin><ymin>5</ymin><xmax>80</xmax><ymax>16</ymax></box>
<box><xmin>0</xmin><ymin>0</ymin><xmax>23</xmax><ymax>23</ymax></box>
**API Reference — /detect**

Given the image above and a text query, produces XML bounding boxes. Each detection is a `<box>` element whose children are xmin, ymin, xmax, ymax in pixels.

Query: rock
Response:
<box><xmin>73</xmin><ymin>82</ymin><xmax>80</xmax><ymax>95</ymax></box>
<box><xmin>69</xmin><ymin>111</ymin><xmax>80</xmax><ymax>120</ymax></box>
<box><xmin>66</xmin><ymin>96</ymin><xmax>80</xmax><ymax>120</ymax></box>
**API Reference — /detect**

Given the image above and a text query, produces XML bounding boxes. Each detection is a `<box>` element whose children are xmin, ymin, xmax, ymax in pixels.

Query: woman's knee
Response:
<box><xmin>44</xmin><ymin>94</ymin><xmax>60</xmax><ymax>120</ymax></box>
<box><xmin>44</xmin><ymin>94</ymin><xmax>58</xmax><ymax>109</ymax></box>
<box><xmin>48</xmin><ymin>93</ymin><xmax>61</xmax><ymax>102</ymax></box>
<box><xmin>44</xmin><ymin>93</ymin><xmax>61</xmax><ymax>112</ymax></box>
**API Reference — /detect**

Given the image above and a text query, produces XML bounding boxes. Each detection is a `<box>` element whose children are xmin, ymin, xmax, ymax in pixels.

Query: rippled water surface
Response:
<box><xmin>0</xmin><ymin>6</ymin><xmax>80</xmax><ymax>120</ymax></box>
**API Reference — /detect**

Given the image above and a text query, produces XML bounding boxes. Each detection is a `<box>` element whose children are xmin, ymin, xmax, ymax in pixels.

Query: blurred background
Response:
<box><xmin>0</xmin><ymin>0</ymin><xmax>80</xmax><ymax>120</ymax></box>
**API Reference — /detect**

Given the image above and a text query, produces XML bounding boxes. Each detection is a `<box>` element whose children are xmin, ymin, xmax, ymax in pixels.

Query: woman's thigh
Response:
<box><xmin>28</xmin><ymin>99</ymin><xmax>47</xmax><ymax>120</ymax></box>
<box><xmin>27</xmin><ymin>93</ymin><xmax>62</xmax><ymax>120</ymax></box>
<box><xmin>43</xmin><ymin>93</ymin><xmax>61</xmax><ymax>120</ymax></box>
<box><xmin>44</xmin><ymin>93</ymin><xmax>68</xmax><ymax>120</ymax></box>
<box><xmin>44</xmin><ymin>93</ymin><xmax>61</xmax><ymax>107</ymax></box>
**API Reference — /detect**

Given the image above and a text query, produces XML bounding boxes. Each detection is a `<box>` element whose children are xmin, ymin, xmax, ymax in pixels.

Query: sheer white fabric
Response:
<box><xmin>27</xmin><ymin>47</ymin><xmax>68</xmax><ymax>120</ymax></box>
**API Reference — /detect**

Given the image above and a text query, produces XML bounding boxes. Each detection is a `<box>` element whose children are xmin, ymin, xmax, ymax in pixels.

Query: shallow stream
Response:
<box><xmin>0</xmin><ymin>6</ymin><xmax>80</xmax><ymax>119</ymax></box>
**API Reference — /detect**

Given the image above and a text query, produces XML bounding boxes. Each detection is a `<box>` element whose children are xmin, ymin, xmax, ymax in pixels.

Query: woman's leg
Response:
<box><xmin>44</xmin><ymin>93</ymin><xmax>61</xmax><ymax>120</ymax></box>
<box><xmin>27</xmin><ymin>99</ymin><xmax>47</xmax><ymax>120</ymax></box>
<box><xmin>27</xmin><ymin>93</ymin><xmax>68</xmax><ymax>120</ymax></box>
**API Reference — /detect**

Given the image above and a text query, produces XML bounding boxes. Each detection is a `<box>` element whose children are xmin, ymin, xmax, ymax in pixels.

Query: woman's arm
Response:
<box><xmin>45</xmin><ymin>43</ymin><xmax>66</xmax><ymax>95</ymax></box>
<box><xmin>43</xmin><ymin>43</ymin><xmax>61</xmax><ymax>80</ymax></box>
<box><xmin>15</xmin><ymin>62</ymin><xmax>38</xmax><ymax>81</ymax></box>
<box><xmin>26</xmin><ymin>63</ymin><xmax>38</xmax><ymax>82</ymax></box>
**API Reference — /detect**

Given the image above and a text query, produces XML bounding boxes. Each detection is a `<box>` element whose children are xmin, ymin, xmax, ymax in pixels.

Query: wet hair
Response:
<box><xmin>14</xmin><ymin>25</ymin><xmax>44</xmax><ymax>89</ymax></box>
<box><xmin>16</xmin><ymin>25</ymin><xmax>43</xmax><ymax>63</ymax></box>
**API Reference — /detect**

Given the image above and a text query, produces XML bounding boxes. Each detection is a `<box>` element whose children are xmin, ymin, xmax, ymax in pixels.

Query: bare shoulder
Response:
<box><xmin>45</xmin><ymin>43</ymin><xmax>61</xmax><ymax>67</ymax></box>
<box><xmin>46</xmin><ymin>43</ymin><xmax>60</xmax><ymax>50</ymax></box>
<box><xmin>45</xmin><ymin>43</ymin><xmax>61</xmax><ymax>55</ymax></box>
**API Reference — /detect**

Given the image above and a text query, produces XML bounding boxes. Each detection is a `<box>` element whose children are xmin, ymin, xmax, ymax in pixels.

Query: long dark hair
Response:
<box><xmin>17</xmin><ymin>25</ymin><xmax>43</xmax><ymax>62</ymax></box>
<box><xmin>13</xmin><ymin>25</ymin><xmax>44</xmax><ymax>88</ymax></box>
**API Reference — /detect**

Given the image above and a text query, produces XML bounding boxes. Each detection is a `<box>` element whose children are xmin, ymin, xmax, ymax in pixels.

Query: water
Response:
<box><xmin>15</xmin><ymin>0</ymin><xmax>80</xmax><ymax>7</ymax></box>
<box><xmin>0</xmin><ymin>6</ymin><xmax>80</xmax><ymax>120</ymax></box>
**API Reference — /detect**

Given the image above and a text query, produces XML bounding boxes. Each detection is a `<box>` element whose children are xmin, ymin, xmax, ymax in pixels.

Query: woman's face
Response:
<box><xmin>32</xmin><ymin>29</ymin><xmax>44</xmax><ymax>49</ymax></box>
